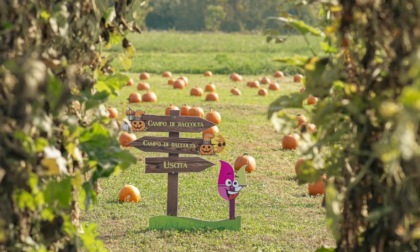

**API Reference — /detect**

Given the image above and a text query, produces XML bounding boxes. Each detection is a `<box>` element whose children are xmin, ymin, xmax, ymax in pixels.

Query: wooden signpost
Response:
<box><xmin>129</xmin><ymin>110</ymin><xmax>216</xmax><ymax>217</ymax></box>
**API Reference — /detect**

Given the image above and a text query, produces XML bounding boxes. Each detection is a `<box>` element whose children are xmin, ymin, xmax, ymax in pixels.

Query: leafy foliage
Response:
<box><xmin>268</xmin><ymin>0</ymin><xmax>420</xmax><ymax>250</ymax></box>
<box><xmin>0</xmin><ymin>0</ymin><xmax>143</xmax><ymax>250</ymax></box>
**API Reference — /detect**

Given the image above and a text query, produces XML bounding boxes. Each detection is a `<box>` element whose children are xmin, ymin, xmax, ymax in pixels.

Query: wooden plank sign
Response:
<box><xmin>141</xmin><ymin>114</ymin><xmax>215</xmax><ymax>132</ymax></box>
<box><xmin>145</xmin><ymin>157</ymin><xmax>214</xmax><ymax>173</ymax></box>
<box><xmin>130</xmin><ymin>136</ymin><xmax>203</xmax><ymax>154</ymax></box>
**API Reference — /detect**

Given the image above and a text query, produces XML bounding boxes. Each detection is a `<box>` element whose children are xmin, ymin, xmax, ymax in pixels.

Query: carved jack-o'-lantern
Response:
<box><xmin>200</xmin><ymin>144</ymin><xmax>214</xmax><ymax>155</ymax></box>
<box><xmin>131</xmin><ymin>120</ymin><xmax>145</xmax><ymax>132</ymax></box>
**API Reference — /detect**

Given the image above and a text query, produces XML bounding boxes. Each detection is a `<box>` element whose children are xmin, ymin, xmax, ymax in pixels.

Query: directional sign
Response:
<box><xmin>141</xmin><ymin>114</ymin><xmax>215</xmax><ymax>132</ymax></box>
<box><xmin>130</xmin><ymin>136</ymin><xmax>204</xmax><ymax>154</ymax></box>
<box><xmin>145</xmin><ymin>157</ymin><xmax>214</xmax><ymax>173</ymax></box>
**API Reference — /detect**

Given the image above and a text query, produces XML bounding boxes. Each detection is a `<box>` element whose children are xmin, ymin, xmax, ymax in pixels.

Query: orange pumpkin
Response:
<box><xmin>127</xmin><ymin>78</ymin><xmax>135</xmax><ymax>86</ymax></box>
<box><xmin>231</xmin><ymin>87</ymin><xmax>241</xmax><ymax>96</ymax></box>
<box><xmin>258</xmin><ymin>88</ymin><xmax>268</xmax><ymax>96</ymax></box>
<box><xmin>274</xmin><ymin>71</ymin><xmax>284</xmax><ymax>78</ymax></box>
<box><xmin>173</xmin><ymin>79</ymin><xmax>186</xmax><ymax>89</ymax></box>
<box><xmin>162</xmin><ymin>71</ymin><xmax>172</xmax><ymax>78</ymax></box>
<box><xmin>248</xmin><ymin>80</ymin><xmax>260</xmax><ymax>88</ymax></box>
<box><xmin>165</xmin><ymin>104</ymin><xmax>180</xmax><ymax>115</ymax></box>
<box><xmin>178</xmin><ymin>76</ymin><xmax>189</xmax><ymax>86</ymax></box>
<box><xmin>168</xmin><ymin>78</ymin><xmax>175</xmax><ymax>85</ymax></box>
<box><xmin>295</xmin><ymin>158</ymin><xmax>305</xmax><ymax>175</ymax></box>
<box><xmin>119</xmin><ymin>185</ymin><xmax>141</xmax><ymax>203</ymax></box>
<box><xmin>204</xmin><ymin>71</ymin><xmax>213</xmax><ymax>77</ymax></box>
<box><xmin>142</xmin><ymin>91</ymin><xmax>157</xmax><ymax>102</ymax></box>
<box><xmin>268</xmin><ymin>82</ymin><xmax>280</xmax><ymax>91</ymax></box>
<box><xmin>188</xmin><ymin>106</ymin><xmax>204</xmax><ymax>118</ymax></box>
<box><xmin>299</xmin><ymin>123</ymin><xmax>317</xmax><ymax>134</ymax></box>
<box><xmin>201</xmin><ymin>125</ymin><xmax>219</xmax><ymax>138</ymax></box>
<box><xmin>293</xmin><ymin>74</ymin><xmax>303</xmax><ymax>83</ymax></box>
<box><xmin>180</xmin><ymin>105</ymin><xmax>191</xmax><ymax>116</ymax></box>
<box><xmin>230</xmin><ymin>73</ymin><xmax>242</xmax><ymax>82</ymax></box>
<box><xmin>307</xmin><ymin>95</ymin><xmax>318</xmax><ymax>105</ymax></box>
<box><xmin>139</xmin><ymin>72</ymin><xmax>150</xmax><ymax>80</ymax></box>
<box><xmin>296</xmin><ymin>114</ymin><xmax>308</xmax><ymax>127</ymax></box>
<box><xmin>282</xmin><ymin>133</ymin><xmax>300</xmax><ymax>150</ymax></box>
<box><xmin>190</xmin><ymin>87</ymin><xmax>204</xmax><ymax>97</ymax></box>
<box><xmin>107</xmin><ymin>107</ymin><xmax>118</xmax><ymax>119</ymax></box>
<box><xmin>128</xmin><ymin>93</ymin><xmax>142</xmax><ymax>103</ymax></box>
<box><xmin>119</xmin><ymin>132</ymin><xmax>136</xmax><ymax>147</ymax></box>
<box><xmin>260</xmin><ymin>76</ymin><xmax>271</xmax><ymax>84</ymax></box>
<box><xmin>234</xmin><ymin>153</ymin><xmax>256</xmax><ymax>173</ymax></box>
<box><xmin>308</xmin><ymin>176</ymin><xmax>326</xmax><ymax>195</ymax></box>
<box><xmin>205</xmin><ymin>93</ymin><xmax>219</xmax><ymax>101</ymax></box>
<box><xmin>205</xmin><ymin>110</ymin><xmax>221</xmax><ymax>124</ymax></box>
<box><xmin>205</xmin><ymin>83</ymin><xmax>216</xmax><ymax>92</ymax></box>
<box><xmin>137</xmin><ymin>82</ymin><xmax>150</xmax><ymax>91</ymax></box>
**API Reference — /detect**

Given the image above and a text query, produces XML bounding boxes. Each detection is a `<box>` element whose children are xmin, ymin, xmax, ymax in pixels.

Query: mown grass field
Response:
<box><xmin>82</xmin><ymin>31</ymin><xmax>334</xmax><ymax>251</ymax></box>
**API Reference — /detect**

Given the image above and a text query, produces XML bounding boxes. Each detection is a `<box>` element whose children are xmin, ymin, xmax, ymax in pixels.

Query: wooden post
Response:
<box><xmin>229</xmin><ymin>199</ymin><xmax>235</xmax><ymax>220</ymax></box>
<box><xmin>167</xmin><ymin>110</ymin><xmax>180</xmax><ymax>216</ymax></box>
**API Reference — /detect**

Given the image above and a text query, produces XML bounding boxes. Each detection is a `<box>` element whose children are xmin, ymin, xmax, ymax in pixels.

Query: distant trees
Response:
<box><xmin>145</xmin><ymin>0</ymin><xmax>320</xmax><ymax>32</ymax></box>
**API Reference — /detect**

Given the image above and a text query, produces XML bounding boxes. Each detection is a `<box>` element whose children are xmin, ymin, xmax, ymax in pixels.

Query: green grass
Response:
<box><xmin>108</xmin><ymin>31</ymin><xmax>322</xmax><ymax>75</ymax></box>
<box><xmin>82</xmin><ymin>31</ymin><xmax>334</xmax><ymax>251</ymax></box>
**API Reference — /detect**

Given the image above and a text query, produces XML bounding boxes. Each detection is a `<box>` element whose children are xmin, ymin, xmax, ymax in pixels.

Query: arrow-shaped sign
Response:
<box><xmin>130</xmin><ymin>136</ymin><xmax>205</xmax><ymax>154</ymax></box>
<box><xmin>141</xmin><ymin>114</ymin><xmax>215</xmax><ymax>132</ymax></box>
<box><xmin>145</xmin><ymin>157</ymin><xmax>215</xmax><ymax>173</ymax></box>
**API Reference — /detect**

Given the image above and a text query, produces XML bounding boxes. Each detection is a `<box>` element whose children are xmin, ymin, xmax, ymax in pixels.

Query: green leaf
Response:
<box><xmin>85</xmin><ymin>91</ymin><xmax>109</xmax><ymax>110</ymax></box>
<box><xmin>267</xmin><ymin>16</ymin><xmax>325</xmax><ymax>37</ymax></box>
<box><xmin>78</xmin><ymin>223</ymin><xmax>108</xmax><ymax>252</ymax></box>
<box><xmin>320</xmin><ymin>41</ymin><xmax>338</xmax><ymax>53</ymax></box>
<box><xmin>47</xmin><ymin>76</ymin><xmax>64</xmax><ymax>111</ymax></box>
<box><xmin>273</xmin><ymin>55</ymin><xmax>309</xmax><ymax>68</ymax></box>
<box><xmin>43</xmin><ymin>177</ymin><xmax>72</xmax><ymax>209</ymax></box>
<box><xmin>400</xmin><ymin>87</ymin><xmax>420</xmax><ymax>110</ymax></box>
<box><xmin>95</xmin><ymin>73</ymin><xmax>129</xmax><ymax>97</ymax></box>
<box><xmin>267</xmin><ymin>93</ymin><xmax>306</xmax><ymax>119</ymax></box>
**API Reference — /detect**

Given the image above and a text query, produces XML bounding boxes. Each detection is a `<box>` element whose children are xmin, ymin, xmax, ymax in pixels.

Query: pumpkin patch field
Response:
<box><xmin>82</xmin><ymin>32</ymin><xmax>334</xmax><ymax>251</ymax></box>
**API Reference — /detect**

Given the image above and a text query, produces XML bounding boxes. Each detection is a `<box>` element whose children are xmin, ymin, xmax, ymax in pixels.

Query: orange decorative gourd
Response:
<box><xmin>119</xmin><ymin>132</ymin><xmax>136</xmax><ymax>147</ymax></box>
<box><xmin>180</xmin><ymin>105</ymin><xmax>191</xmax><ymax>116</ymax></box>
<box><xmin>107</xmin><ymin>107</ymin><xmax>118</xmax><ymax>119</ymax></box>
<box><xmin>234</xmin><ymin>153</ymin><xmax>256</xmax><ymax>173</ymax></box>
<box><xmin>139</xmin><ymin>72</ymin><xmax>150</xmax><ymax>80</ymax></box>
<box><xmin>190</xmin><ymin>87</ymin><xmax>204</xmax><ymax>97</ymax></box>
<box><xmin>188</xmin><ymin>106</ymin><xmax>205</xmax><ymax>118</ymax></box>
<box><xmin>119</xmin><ymin>185</ymin><xmax>141</xmax><ymax>203</ymax></box>
<box><xmin>205</xmin><ymin>110</ymin><xmax>221</xmax><ymax>124</ymax></box>
<box><xmin>308</xmin><ymin>176</ymin><xmax>326</xmax><ymax>195</ymax></box>
<box><xmin>165</xmin><ymin>104</ymin><xmax>180</xmax><ymax>115</ymax></box>
<box><xmin>137</xmin><ymin>82</ymin><xmax>150</xmax><ymax>91</ymax></box>
<box><xmin>201</xmin><ymin>125</ymin><xmax>219</xmax><ymax>138</ymax></box>
<box><xmin>142</xmin><ymin>91</ymin><xmax>157</xmax><ymax>102</ymax></box>
<box><xmin>128</xmin><ymin>93</ymin><xmax>142</xmax><ymax>103</ymax></box>
<box><xmin>205</xmin><ymin>83</ymin><xmax>216</xmax><ymax>92</ymax></box>
<box><xmin>282</xmin><ymin>133</ymin><xmax>300</xmax><ymax>150</ymax></box>
<box><xmin>231</xmin><ymin>87</ymin><xmax>241</xmax><ymax>96</ymax></box>
<box><xmin>258</xmin><ymin>88</ymin><xmax>268</xmax><ymax>96</ymax></box>
<box><xmin>205</xmin><ymin>93</ymin><xmax>219</xmax><ymax>101</ymax></box>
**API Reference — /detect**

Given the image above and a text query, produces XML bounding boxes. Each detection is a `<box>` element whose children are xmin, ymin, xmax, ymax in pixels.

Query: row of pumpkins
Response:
<box><xmin>125</xmin><ymin>70</ymin><xmax>306</xmax><ymax>103</ymax></box>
